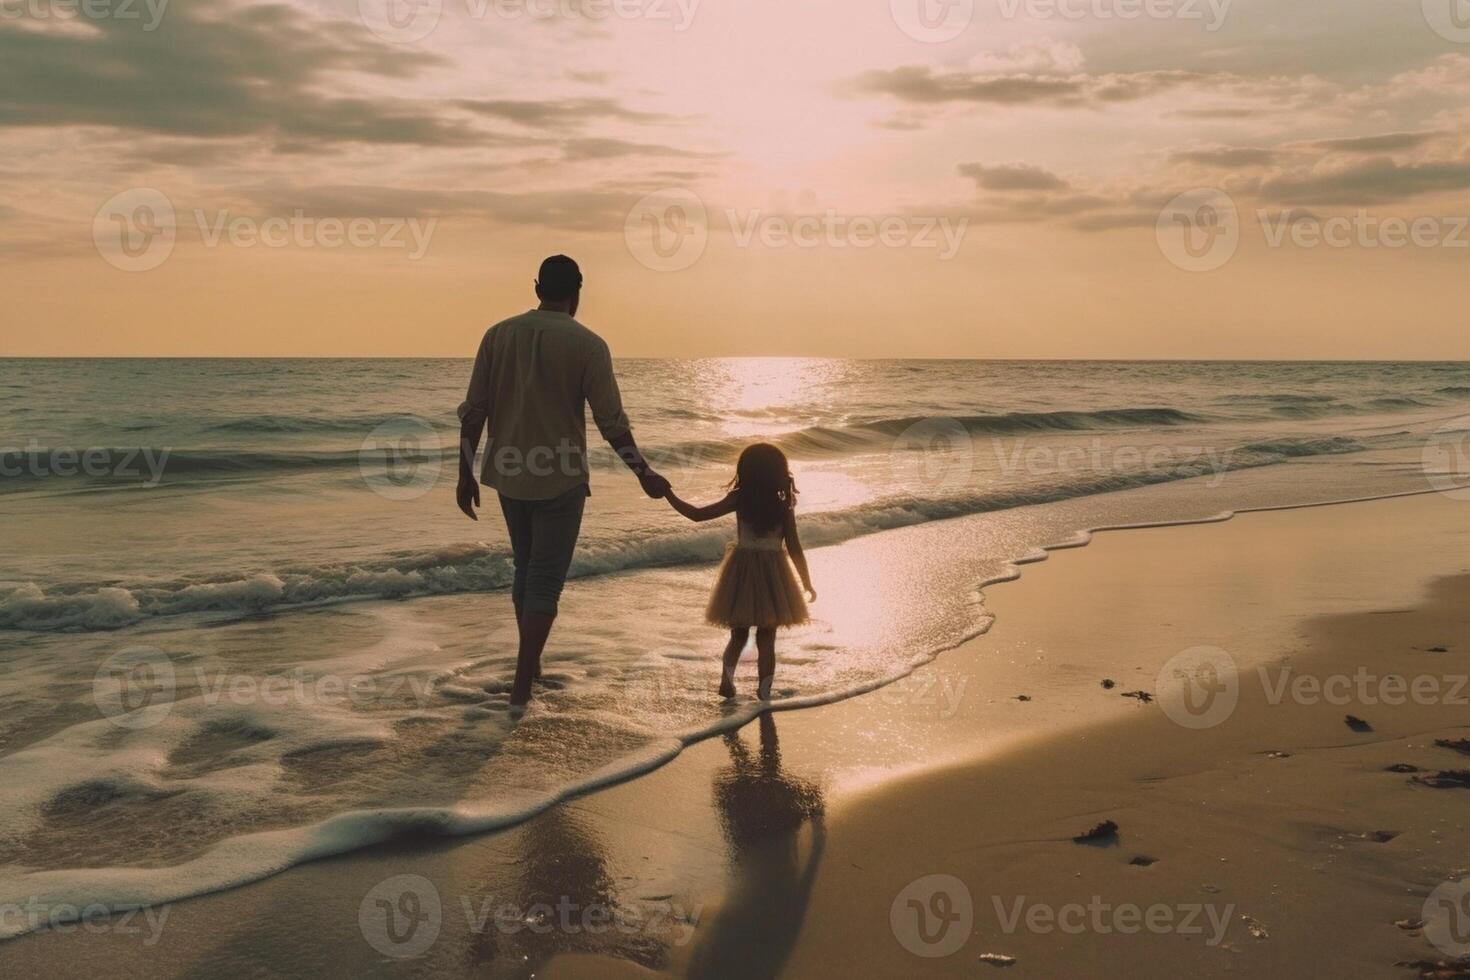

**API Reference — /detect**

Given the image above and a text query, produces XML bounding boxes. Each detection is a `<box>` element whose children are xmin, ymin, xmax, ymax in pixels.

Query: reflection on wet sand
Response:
<box><xmin>464</xmin><ymin>807</ymin><xmax>675</xmax><ymax>975</ymax></box>
<box><xmin>685</xmin><ymin>712</ymin><xmax>826</xmax><ymax>980</ymax></box>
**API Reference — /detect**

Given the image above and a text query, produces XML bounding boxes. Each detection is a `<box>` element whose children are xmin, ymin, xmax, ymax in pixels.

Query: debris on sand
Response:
<box><xmin>1073</xmin><ymin>820</ymin><xmax>1119</xmax><ymax>844</ymax></box>
<box><xmin>1345</xmin><ymin>715</ymin><xmax>1373</xmax><ymax>732</ymax></box>
<box><xmin>1129</xmin><ymin>855</ymin><xmax>1158</xmax><ymax>866</ymax></box>
<box><xmin>1385</xmin><ymin>763</ymin><xmax>1421</xmax><ymax>773</ymax></box>
<box><xmin>1427</xmin><ymin>646</ymin><xmax>1450</xmax><ymax>653</ymax></box>
<box><xmin>1266</xmin><ymin>751</ymin><xmax>1292</xmax><ymax>759</ymax></box>
<box><xmin>1435</xmin><ymin>739</ymin><xmax>1470</xmax><ymax>756</ymax></box>
<box><xmin>1100</xmin><ymin>679</ymin><xmax>1116</xmax><ymax>689</ymax></box>
<box><xmin>978</xmin><ymin>953</ymin><xmax>1017</xmax><ymax>967</ymax></box>
<box><xmin>1395</xmin><ymin>917</ymin><xmax>1426</xmax><ymax>932</ymax></box>
<box><xmin>1014</xmin><ymin>695</ymin><xmax>1032</xmax><ymax>702</ymax></box>
<box><xmin>1366</xmin><ymin>830</ymin><xmax>1401</xmax><ymax>843</ymax></box>
<box><xmin>1120</xmin><ymin>690</ymin><xmax>1154</xmax><ymax>703</ymax></box>
<box><xmin>1395</xmin><ymin>957</ymin><xmax>1470</xmax><ymax>979</ymax></box>
<box><xmin>1411</xmin><ymin>770</ymin><xmax>1470</xmax><ymax>789</ymax></box>
<box><xmin>1241</xmin><ymin>914</ymin><xmax>1269</xmax><ymax>939</ymax></box>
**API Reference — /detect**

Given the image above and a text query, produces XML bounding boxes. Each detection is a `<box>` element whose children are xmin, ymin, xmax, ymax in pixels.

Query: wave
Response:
<box><xmin>10</xmin><ymin>398</ymin><xmax>1445</xmax><ymax>495</ymax></box>
<box><xmin>856</xmin><ymin>406</ymin><xmax>1205</xmax><ymax>436</ymax></box>
<box><xmin>1238</xmin><ymin>435</ymin><xmax>1366</xmax><ymax>458</ymax></box>
<box><xmin>5</xmin><ymin>406</ymin><xmax>1205</xmax><ymax>492</ymax></box>
<box><xmin>201</xmin><ymin>414</ymin><xmax>451</xmax><ymax>435</ymax></box>
<box><xmin>1217</xmin><ymin>390</ymin><xmax>1467</xmax><ymax>419</ymax></box>
<box><xmin>0</xmin><ymin>432</ymin><xmax>1374</xmax><ymax>633</ymax></box>
<box><xmin>0</xmin><ymin>448</ymin><xmax>448</xmax><ymax>491</ymax></box>
<box><xmin>1216</xmin><ymin>393</ymin><xmax>1338</xmax><ymax>405</ymax></box>
<box><xmin>1367</xmin><ymin>396</ymin><xmax>1433</xmax><ymax>410</ymax></box>
<box><xmin>619</xmin><ymin>406</ymin><xmax>1212</xmax><ymax>468</ymax></box>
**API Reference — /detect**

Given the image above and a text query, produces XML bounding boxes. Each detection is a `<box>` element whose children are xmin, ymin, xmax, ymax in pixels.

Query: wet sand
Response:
<box><xmin>3</xmin><ymin>492</ymin><xmax>1469</xmax><ymax>978</ymax></box>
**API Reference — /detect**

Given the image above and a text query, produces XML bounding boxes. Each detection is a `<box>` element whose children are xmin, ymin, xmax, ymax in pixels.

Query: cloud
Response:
<box><xmin>959</xmin><ymin>162</ymin><xmax>1070</xmax><ymax>192</ymax></box>
<box><xmin>1171</xmin><ymin>107</ymin><xmax>1260</xmax><ymax>120</ymax></box>
<box><xmin>1294</xmin><ymin>131</ymin><xmax>1443</xmax><ymax>154</ymax></box>
<box><xmin>559</xmin><ymin>137</ymin><xmax>713</xmax><ymax>161</ymax></box>
<box><xmin>121</xmin><ymin>139</ymin><xmax>265</xmax><ymax>167</ymax></box>
<box><xmin>850</xmin><ymin>65</ymin><xmax>1211</xmax><ymax>108</ymax></box>
<box><xmin>1170</xmin><ymin>146</ymin><xmax>1279</xmax><ymax>167</ymax></box>
<box><xmin>0</xmin><ymin>0</ymin><xmax>482</xmax><ymax>147</ymax></box>
<box><xmin>1258</xmin><ymin>157</ymin><xmax>1470</xmax><ymax>205</ymax></box>
<box><xmin>236</xmin><ymin>183</ymin><xmax>636</xmax><ymax>232</ymax></box>
<box><xmin>454</xmin><ymin>98</ymin><xmax>671</xmax><ymax>129</ymax></box>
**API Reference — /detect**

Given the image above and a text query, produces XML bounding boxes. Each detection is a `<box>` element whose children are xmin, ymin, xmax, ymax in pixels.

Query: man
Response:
<box><xmin>456</xmin><ymin>255</ymin><xmax>668</xmax><ymax>706</ymax></box>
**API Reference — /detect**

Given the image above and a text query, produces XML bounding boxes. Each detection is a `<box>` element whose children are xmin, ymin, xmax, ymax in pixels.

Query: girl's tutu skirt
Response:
<box><xmin>705</xmin><ymin>544</ymin><xmax>810</xmax><ymax>629</ymax></box>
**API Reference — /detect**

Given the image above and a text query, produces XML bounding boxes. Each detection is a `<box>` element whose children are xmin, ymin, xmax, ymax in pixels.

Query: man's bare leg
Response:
<box><xmin>512</xmin><ymin>606</ymin><xmax>543</xmax><ymax>680</ymax></box>
<box><xmin>511</xmin><ymin>611</ymin><xmax>555</xmax><ymax>706</ymax></box>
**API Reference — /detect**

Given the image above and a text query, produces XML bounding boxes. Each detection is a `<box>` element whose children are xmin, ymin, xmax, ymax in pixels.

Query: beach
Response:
<box><xmin>11</xmin><ymin>0</ymin><xmax>1470</xmax><ymax>970</ymax></box>
<box><xmin>4</xmin><ymin>490</ymin><xmax>1467</xmax><ymax>978</ymax></box>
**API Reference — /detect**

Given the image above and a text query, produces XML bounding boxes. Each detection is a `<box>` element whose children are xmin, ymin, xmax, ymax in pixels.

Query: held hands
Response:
<box><xmin>456</xmin><ymin>473</ymin><xmax>481</xmax><ymax>521</ymax></box>
<box><xmin>638</xmin><ymin>469</ymin><xmax>670</xmax><ymax>499</ymax></box>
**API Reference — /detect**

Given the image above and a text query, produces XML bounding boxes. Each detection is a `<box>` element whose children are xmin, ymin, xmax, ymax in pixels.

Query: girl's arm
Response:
<box><xmin>666</xmin><ymin>489</ymin><xmax>738</xmax><ymax>523</ymax></box>
<box><xmin>783</xmin><ymin>508</ymin><xmax>816</xmax><ymax>601</ymax></box>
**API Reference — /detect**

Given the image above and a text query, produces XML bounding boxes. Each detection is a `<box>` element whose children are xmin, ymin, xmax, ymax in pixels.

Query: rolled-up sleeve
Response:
<box><xmin>457</xmin><ymin>329</ymin><xmax>492</xmax><ymax>429</ymax></box>
<box><xmin>584</xmin><ymin>339</ymin><xmax>631</xmax><ymax>442</ymax></box>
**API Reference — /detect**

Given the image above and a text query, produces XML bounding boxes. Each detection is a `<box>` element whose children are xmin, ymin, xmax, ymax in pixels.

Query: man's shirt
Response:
<box><xmin>458</xmin><ymin>309</ymin><xmax>631</xmax><ymax>500</ymax></box>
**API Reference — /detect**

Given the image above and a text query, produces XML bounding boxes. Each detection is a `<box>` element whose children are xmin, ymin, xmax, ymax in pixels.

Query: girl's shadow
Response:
<box><xmin>685</xmin><ymin>712</ymin><xmax>826</xmax><ymax>980</ymax></box>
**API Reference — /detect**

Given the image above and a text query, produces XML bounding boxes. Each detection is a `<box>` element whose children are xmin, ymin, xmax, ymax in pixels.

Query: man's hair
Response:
<box><xmin>536</xmin><ymin>255</ymin><xmax>582</xmax><ymax>301</ymax></box>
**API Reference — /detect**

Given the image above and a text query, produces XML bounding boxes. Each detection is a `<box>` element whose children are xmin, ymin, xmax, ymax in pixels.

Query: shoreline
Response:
<box><xmin>0</xmin><ymin>484</ymin><xmax>1444</xmax><ymax>940</ymax></box>
<box><xmin>1</xmin><ymin>491</ymin><xmax>1468</xmax><ymax>977</ymax></box>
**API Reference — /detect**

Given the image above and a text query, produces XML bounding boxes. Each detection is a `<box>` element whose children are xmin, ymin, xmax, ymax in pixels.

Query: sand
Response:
<box><xmin>3</xmin><ymin>492</ymin><xmax>1469</xmax><ymax>978</ymax></box>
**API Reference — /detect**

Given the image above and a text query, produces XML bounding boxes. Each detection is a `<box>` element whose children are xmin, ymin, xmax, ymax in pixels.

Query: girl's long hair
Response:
<box><xmin>729</xmin><ymin>443</ymin><xmax>797</xmax><ymax>533</ymax></box>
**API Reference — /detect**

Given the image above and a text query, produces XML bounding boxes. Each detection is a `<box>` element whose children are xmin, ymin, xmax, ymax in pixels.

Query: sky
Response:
<box><xmin>3</xmin><ymin>0</ymin><xmax>1470</xmax><ymax>357</ymax></box>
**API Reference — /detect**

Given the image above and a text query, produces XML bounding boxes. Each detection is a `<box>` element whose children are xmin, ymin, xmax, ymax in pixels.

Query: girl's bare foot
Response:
<box><xmin>757</xmin><ymin>675</ymin><xmax>773</xmax><ymax>701</ymax></box>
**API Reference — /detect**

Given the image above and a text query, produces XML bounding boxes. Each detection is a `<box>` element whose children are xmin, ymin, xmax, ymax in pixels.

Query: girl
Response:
<box><xmin>665</xmin><ymin>443</ymin><xmax>816</xmax><ymax>700</ymax></box>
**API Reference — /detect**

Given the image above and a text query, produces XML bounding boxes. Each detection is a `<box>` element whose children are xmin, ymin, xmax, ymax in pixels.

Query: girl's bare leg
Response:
<box><xmin>755</xmin><ymin>627</ymin><xmax>777</xmax><ymax>700</ymax></box>
<box><xmin>720</xmin><ymin>628</ymin><xmax>750</xmax><ymax>698</ymax></box>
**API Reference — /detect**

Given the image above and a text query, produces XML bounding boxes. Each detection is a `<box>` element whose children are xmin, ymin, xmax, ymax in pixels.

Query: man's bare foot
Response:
<box><xmin>718</xmin><ymin>679</ymin><xmax>736</xmax><ymax>699</ymax></box>
<box><xmin>757</xmin><ymin>676</ymin><xmax>773</xmax><ymax>701</ymax></box>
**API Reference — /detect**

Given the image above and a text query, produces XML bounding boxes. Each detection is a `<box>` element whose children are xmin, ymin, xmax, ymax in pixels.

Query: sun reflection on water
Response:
<box><xmin>698</xmin><ymin>358</ymin><xmax>849</xmax><ymax>439</ymax></box>
<box><xmin>687</xmin><ymin>358</ymin><xmax>879</xmax><ymax>513</ymax></box>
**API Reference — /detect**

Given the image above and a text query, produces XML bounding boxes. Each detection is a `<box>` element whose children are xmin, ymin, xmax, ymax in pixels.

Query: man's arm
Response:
<box><xmin>456</xmin><ymin>332</ymin><xmax>492</xmax><ymax>520</ymax></box>
<box><xmin>585</xmin><ymin>341</ymin><xmax>668</xmax><ymax>498</ymax></box>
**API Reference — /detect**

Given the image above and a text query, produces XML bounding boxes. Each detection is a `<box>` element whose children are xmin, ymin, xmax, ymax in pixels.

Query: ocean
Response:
<box><xmin>2</xmin><ymin>356</ymin><xmax>1469</xmax><ymax>935</ymax></box>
